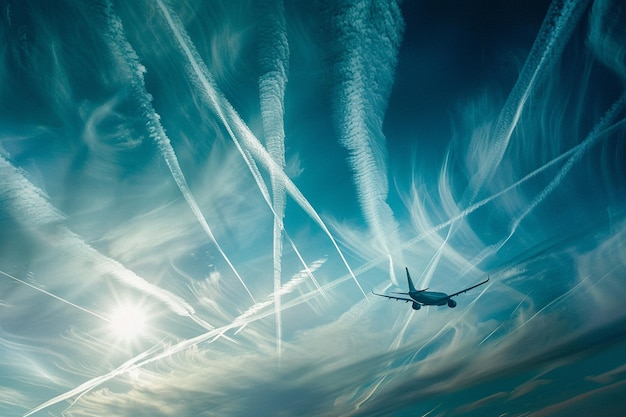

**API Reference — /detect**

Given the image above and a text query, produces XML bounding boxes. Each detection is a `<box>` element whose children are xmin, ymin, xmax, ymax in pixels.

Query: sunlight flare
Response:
<box><xmin>109</xmin><ymin>303</ymin><xmax>148</xmax><ymax>341</ymax></box>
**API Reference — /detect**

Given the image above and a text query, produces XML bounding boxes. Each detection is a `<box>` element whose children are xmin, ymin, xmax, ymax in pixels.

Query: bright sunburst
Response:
<box><xmin>109</xmin><ymin>303</ymin><xmax>148</xmax><ymax>341</ymax></box>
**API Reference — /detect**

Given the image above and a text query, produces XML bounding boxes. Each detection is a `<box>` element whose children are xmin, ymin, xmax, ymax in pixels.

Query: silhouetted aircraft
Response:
<box><xmin>373</xmin><ymin>267</ymin><xmax>489</xmax><ymax>310</ymax></box>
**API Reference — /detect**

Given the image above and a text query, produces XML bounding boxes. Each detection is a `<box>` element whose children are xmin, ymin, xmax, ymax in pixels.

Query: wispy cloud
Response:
<box><xmin>0</xmin><ymin>153</ymin><xmax>194</xmax><ymax>318</ymax></box>
<box><xmin>101</xmin><ymin>0</ymin><xmax>256</xmax><ymax>304</ymax></box>
<box><xmin>464</xmin><ymin>0</ymin><xmax>591</xmax><ymax>204</ymax></box>
<box><xmin>153</xmin><ymin>0</ymin><xmax>366</xmax><ymax>299</ymax></box>
<box><xmin>2</xmin><ymin>1</ymin><xmax>626</xmax><ymax>416</ymax></box>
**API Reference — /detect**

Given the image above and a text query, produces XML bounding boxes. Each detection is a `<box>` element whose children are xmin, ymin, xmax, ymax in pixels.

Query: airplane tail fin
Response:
<box><xmin>406</xmin><ymin>267</ymin><xmax>417</xmax><ymax>293</ymax></box>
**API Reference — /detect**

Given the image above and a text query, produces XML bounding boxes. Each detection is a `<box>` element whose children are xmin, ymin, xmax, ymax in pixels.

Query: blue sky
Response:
<box><xmin>1</xmin><ymin>0</ymin><xmax>626</xmax><ymax>416</ymax></box>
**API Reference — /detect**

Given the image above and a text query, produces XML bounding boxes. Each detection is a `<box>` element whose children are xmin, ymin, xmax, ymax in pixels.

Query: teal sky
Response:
<box><xmin>1</xmin><ymin>0</ymin><xmax>626</xmax><ymax>416</ymax></box>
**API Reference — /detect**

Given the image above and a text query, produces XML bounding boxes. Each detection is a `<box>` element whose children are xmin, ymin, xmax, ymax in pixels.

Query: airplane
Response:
<box><xmin>372</xmin><ymin>267</ymin><xmax>489</xmax><ymax>310</ymax></box>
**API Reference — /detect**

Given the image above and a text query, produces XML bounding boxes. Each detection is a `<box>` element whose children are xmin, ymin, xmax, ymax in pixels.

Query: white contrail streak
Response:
<box><xmin>258</xmin><ymin>0</ymin><xmax>290</xmax><ymax>358</ymax></box>
<box><xmin>0</xmin><ymin>153</ymin><xmax>195</xmax><ymax>318</ymax></box>
<box><xmin>0</xmin><ymin>270</ymin><xmax>110</xmax><ymax>323</ymax></box>
<box><xmin>331</xmin><ymin>1</ymin><xmax>403</xmax><ymax>283</ymax></box>
<box><xmin>25</xmin><ymin>95</ymin><xmax>623</xmax><ymax>417</ymax></box>
<box><xmin>410</xmin><ymin>0</ymin><xmax>589</xmax><ymax>297</ymax></box>
<box><xmin>405</xmin><ymin>116</ymin><xmax>626</xmax><ymax>257</ymax></box>
<box><xmin>234</xmin><ymin>258</ymin><xmax>326</xmax><ymax>326</ymax></box>
<box><xmin>24</xmin><ymin>259</ymin><xmax>327</xmax><ymax>417</ymax></box>
<box><xmin>498</xmin><ymin>91</ymin><xmax>626</xmax><ymax>250</ymax></box>
<box><xmin>511</xmin><ymin>279</ymin><xmax>586</xmax><ymax>334</ymax></box>
<box><xmin>153</xmin><ymin>0</ymin><xmax>367</xmax><ymax>298</ymax></box>
<box><xmin>320</xmin><ymin>114</ymin><xmax>625</xmax><ymax>292</ymax></box>
<box><xmin>420</xmin><ymin>0</ymin><xmax>591</xmax><ymax>295</ymax></box>
<box><xmin>465</xmin><ymin>0</ymin><xmax>591</xmax><ymax>203</ymax></box>
<box><xmin>102</xmin><ymin>0</ymin><xmax>256</xmax><ymax>303</ymax></box>
<box><xmin>479</xmin><ymin>295</ymin><xmax>528</xmax><ymax>345</ymax></box>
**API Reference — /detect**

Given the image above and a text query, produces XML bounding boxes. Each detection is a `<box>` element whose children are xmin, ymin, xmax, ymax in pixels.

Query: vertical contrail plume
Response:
<box><xmin>101</xmin><ymin>1</ymin><xmax>255</xmax><ymax>303</ymax></box>
<box><xmin>0</xmin><ymin>154</ymin><xmax>195</xmax><ymax>317</ymax></box>
<box><xmin>328</xmin><ymin>0</ymin><xmax>404</xmax><ymax>284</ymax></box>
<box><xmin>466</xmin><ymin>0</ymin><xmax>591</xmax><ymax>203</ymax></box>
<box><xmin>258</xmin><ymin>0</ymin><xmax>290</xmax><ymax>358</ymax></box>
<box><xmin>154</xmin><ymin>0</ymin><xmax>367</xmax><ymax>299</ymax></box>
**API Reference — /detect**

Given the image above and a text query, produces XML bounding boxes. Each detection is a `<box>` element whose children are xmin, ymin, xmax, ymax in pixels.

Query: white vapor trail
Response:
<box><xmin>101</xmin><ymin>0</ymin><xmax>256</xmax><ymax>303</ymax></box>
<box><xmin>153</xmin><ymin>0</ymin><xmax>367</xmax><ymax>298</ymax></box>
<box><xmin>258</xmin><ymin>0</ymin><xmax>290</xmax><ymax>358</ymax></box>
<box><xmin>24</xmin><ymin>259</ymin><xmax>328</xmax><ymax>417</ymax></box>
<box><xmin>31</xmin><ymin>105</ymin><xmax>621</xmax><ymax>416</ymax></box>
<box><xmin>331</xmin><ymin>0</ymin><xmax>404</xmax><ymax>284</ymax></box>
<box><xmin>234</xmin><ymin>258</ymin><xmax>326</xmax><ymax>328</ymax></box>
<box><xmin>325</xmin><ymin>115</ymin><xmax>626</xmax><ymax>291</ymax></box>
<box><xmin>0</xmin><ymin>153</ymin><xmax>195</xmax><ymax>318</ymax></box>
<box><xmin>420</xmin><ymin>0</ymin><xmax>592</xmax><ymax>291</ymax></box>
<box><xmin>497</xmin><ymin>91</ymin><xmax>626</xmax><ymax>250</ymax></box>
<box><xmin>465</xmin><ymin>0</ymin><xmax>591</xmax><ymax>203</ymax></box>
<box><xmin>0</xmin><ymin>270</ymin><xmax>110</xmax><ymax>323</ymax></box>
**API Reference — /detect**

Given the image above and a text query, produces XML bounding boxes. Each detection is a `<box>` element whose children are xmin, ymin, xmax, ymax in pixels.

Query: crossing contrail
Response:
<box><xmin>154</xmin><ymin>0</ymin><xmax>367</xmax><ymax>299</ymax></box>
<box><xmin>102</xmin><ymin>0</ymin><xmax>256</xmax><ymax>303</ymax></box>
<box><xmin>0</xmin><ymin>153</ymin><xmax>195</xmax><ymax>318</ymax></box>
<box><xmin>258</xmin><ymin>0</ymin><xmax>290</xmax><ymax>358</ymax></box>
<box><xmin>464</xmin><ymin>0</ymin><xmax>591</xmax><ymax>204</ymax></box>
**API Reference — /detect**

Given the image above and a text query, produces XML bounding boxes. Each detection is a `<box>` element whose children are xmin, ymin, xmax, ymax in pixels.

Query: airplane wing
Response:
<box><xmin>448</xmin><ymin>277</ymin><xmax>490</xmax><ymax>298</ymax></box>
<box><xmin>371</xmin><ymin>291</ymin><xmax>415</xmax><ymax>303</ymax></box>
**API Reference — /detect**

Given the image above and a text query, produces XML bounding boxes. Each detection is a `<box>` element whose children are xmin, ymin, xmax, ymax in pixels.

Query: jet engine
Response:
<box><xmin>412</xmin><ymin>302</ymin><xmax>421</xmax><ymax>310</ymax></box>
<box><xmin>447</xmin><ymin>299</ymin><xmax>457</xmax><ymax>308</ymax></box>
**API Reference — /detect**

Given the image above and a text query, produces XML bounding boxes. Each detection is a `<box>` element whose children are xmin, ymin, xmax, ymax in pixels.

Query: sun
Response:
<box><xmin>109</xmin><ymin>302</ymin><xmax>147</xmax><ymax>341</ymax></box>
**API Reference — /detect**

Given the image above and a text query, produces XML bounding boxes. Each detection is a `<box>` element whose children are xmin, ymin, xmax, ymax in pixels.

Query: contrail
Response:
<box><xmin>418</xmin><ymin>0</ymin><xmax>591</xmax><ymax>293</ymax></box>
<box><xmin>402</xmin><ymin>112</ymin><xmax>626</xmax><ymax>276</ymax></box>
<box><xmin>153</xmin><ymin>0</ymin><xmax>367</xmax><ymax>299</ymax></box>
<box><xmin>511</xmin><ymin>279</ymin><xmax>586</xmax><ymax>334</ymax></box>
<box><xmin>330</xmin><ymin>0</ymin><xmax>404</xmax><ymax>284</ymax></box>
<box><xmin>101</xmin><ymin>0</ymin><xmax>256</xmax><ymax>303</ymax></box>
<box><xmin>0</xmin><ymin>153</ymin><xmax>195</xmax><ymax>318</ymax></box>
<box><xmin>0</xmin><ymin>270</ymin><xmax>110</xmax><ymax>323</ymax></box>
<box><xmin>479</xmin><ymin>296</ymin><xmax>528</xmax><ymax>345</ymax></box>
<box><xmin>316</xmin><ymin>115</ymin><xmax>626</xmax><ymax>292</ymax></box>
<box><xmin>258</xmin><ymin>0</ymin><xmax>290</xmax><ymax>358</ymax></box>
<box><xmin>234</xmin><ymin>258</ymin><xmax>326</xmax><ymax>326</ymax></box>
<box><xmin>497</xmin><ymin>91</ymin><xmax>626</xmax><ymax>251</ymax></box>
<box><xmin>353</xmin><ymin>282</ymin><xmax>492</xmax><ymax>409</ymax></box>
<box><xmin>465</xmin><ymin>0</ymin><xmax>591</xmax><ymax>204</ymax></box>
<box><xmin>25</xmin><ymin>110</ymin><xmax>623</xmax><ymax>416</ymax></box>
<box><xmin>24</xmin><ymin>259</ymin><xmax>328</xmax><ymax>417</ymax></box>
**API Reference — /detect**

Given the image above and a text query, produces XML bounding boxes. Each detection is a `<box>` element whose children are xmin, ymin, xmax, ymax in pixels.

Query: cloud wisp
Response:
<box><xmin>0</xmin><ymin>153</ymin><xmax>195</xmax><ymax>318</ymax></box>
<box><xmin>23</xmin><ymin>258</ymin><xmax>327</xmax><ymax>416</ymax></box>
<box><xmin>153</xmin><ymin>0</ymin><xmax>367</xmax><ymax>299</ymax></box>
<box><xmin>101</xmin><ymin>0</ymin><xmax>256</xmax><ymax>304</ymax></box>
<box><xmin>2</xmin><ymin>1</ymin><xmax>626</xmax><ymax>416</ymax></box>
<box><xmin>464</xmin><ymin>0</ymin><xmax>591</xmax><ymax>204</ymax></box>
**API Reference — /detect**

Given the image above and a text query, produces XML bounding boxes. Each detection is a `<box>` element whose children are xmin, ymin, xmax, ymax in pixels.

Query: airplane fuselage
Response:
<box><xmin>409</xmin><ymin>291</ymin><xmax>449</xmax><ymax>306</ymax></box>
<box><xmin>373</xmin><ymin>267</ymin><xmax>488</xmax><ymax>311</ymax></box>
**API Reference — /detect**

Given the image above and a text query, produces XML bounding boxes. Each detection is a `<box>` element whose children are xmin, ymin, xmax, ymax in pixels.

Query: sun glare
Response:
<box><xmin>109</xmin><ymin>303</ymin><xmax>147</xmax><ymax>340</ymax></box>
